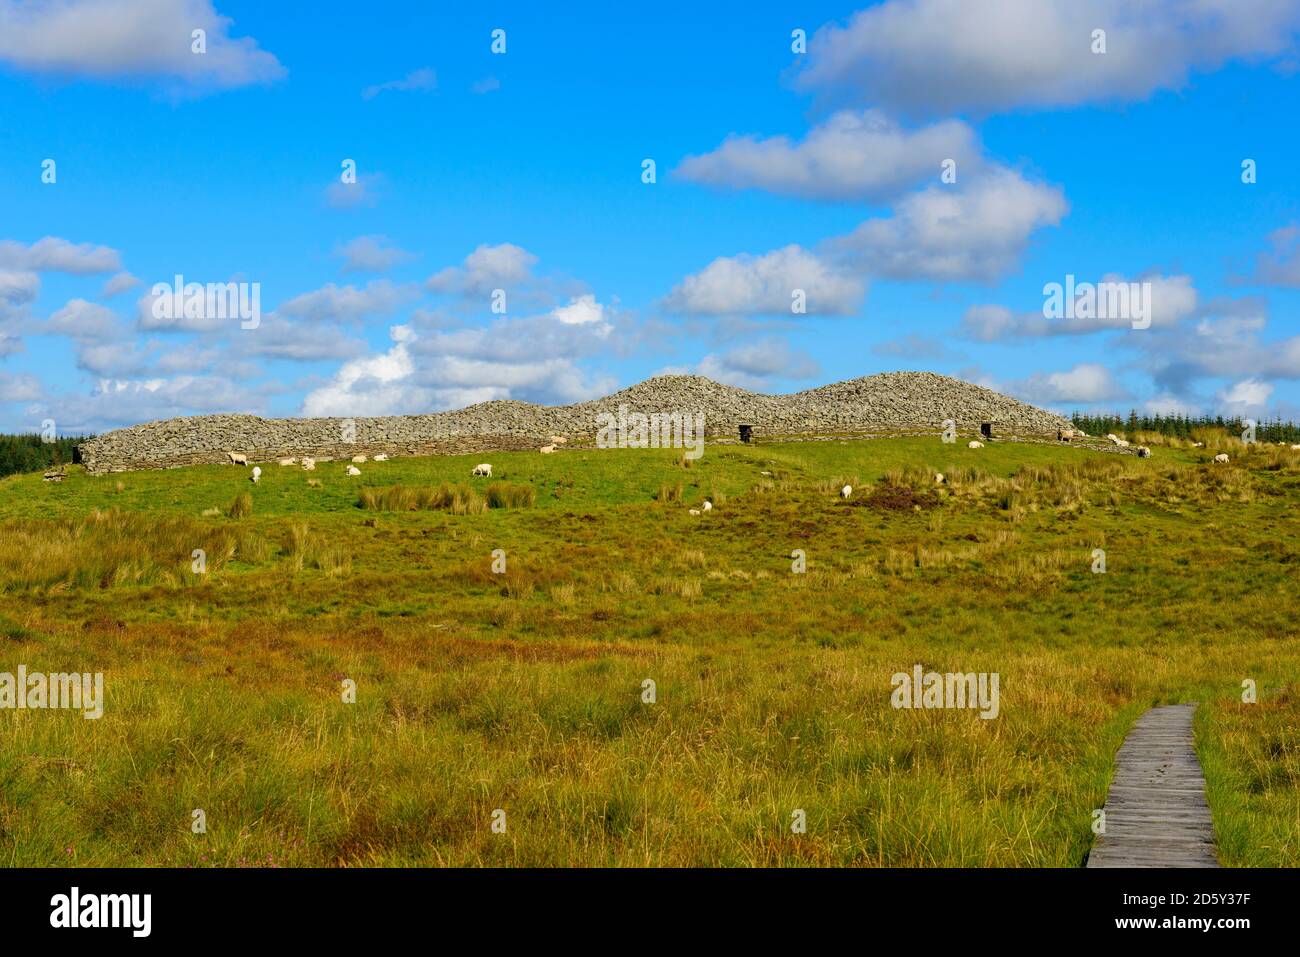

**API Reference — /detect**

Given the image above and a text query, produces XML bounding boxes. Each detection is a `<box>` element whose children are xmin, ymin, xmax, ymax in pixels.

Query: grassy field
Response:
<box><xmin>0</xmin><ymin>435</ymin><xmax>1296</xmax><ymax>867</ymax></box>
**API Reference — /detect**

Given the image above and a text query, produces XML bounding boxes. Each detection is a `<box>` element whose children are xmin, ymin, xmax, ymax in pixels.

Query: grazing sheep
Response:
<box><xmin>1136</xmin><ymin>446</ymin><xmax>1151</xmax><ymax>458</ymax></box>
<box><xmin>688</xmin><ymin>508</ymin><xmax>701</xmax><ymax>516</ymax></box>
<box><xmin>346</xmin><ymin>465</ymin><xmax>362</xmax><ymax>476</ymax></box>
<box><xmin>227</xmin><ymin>452</ymin><xmax>248</xmax><ymax>466</ymax></box>
<box><xmin>840</xmin><ymin>485</ymin><xmax>852</xmax><ymax>499</ymax></box>
<box><xmin>278</xmin><ymin>457</ymin><xmax>296</xmax><ymax>466</ymax></box>
<box><xmin>1214</xmin><ymin>453</ymin><xmax>1230</xmax><ymax>464</ymax></box>
<box><xmin>373</xmin><ymin>453</ymin><xmax>389</xmax><ymax>461</ymax></box>
<box><xmin>934</xmin><ymin>472</ymin><xmax>945</xmax><ymax>484</ymax></box>
<box><xmin>968</xmin><ymin>440</ymin><xmax>984</xmax><ymax>449</ymax></box>
<box><xmin>250</xmin><ymin>466</ymin><xmax>262</xmax><ymax>484</ymax></box>
<box><xmin>539</xmin><ymin>445</ymin><xmax>556</xmax><ymax>454</ymax></box>
<box><xmin>301</xmin><ymin>457</ymin><xmax>316</xmax><ymax>471</ymax></box>
<box><xmin>307</xmin><ymin>478</ymin><xmax>322</xmax><ymax>489</ymax></box>
<box><xmin>351</xmin><ymin>454</ymin><xmax>367</xmax><ymax>464</ymax></box>
<box><xmin>702</xmin><ymin>500</ymin><xmax>713</xmax><ymax>511</ymax></box>
<box><xmin>1192</xmin><ymin>441</ymin><xmax>1205</xmax><ymax>448</ymax></box>
<box><xmin>472</xmin><ymin>463</ymin><xmax>493</xmax><ymax>477</ymax></box>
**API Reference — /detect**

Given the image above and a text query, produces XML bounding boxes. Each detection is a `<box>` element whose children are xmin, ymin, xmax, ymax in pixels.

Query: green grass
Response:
<box><xmin>0</xmin><ymin>437</ymin><xmax>1296</xmax><ymax>866</ymax></box>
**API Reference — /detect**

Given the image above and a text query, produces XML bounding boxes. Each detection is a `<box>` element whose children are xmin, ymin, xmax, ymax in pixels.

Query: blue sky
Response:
<box><xmin>1</xmin><ymin>0</ymin><xmax>1299</xmax><ymax>434</ymax></box>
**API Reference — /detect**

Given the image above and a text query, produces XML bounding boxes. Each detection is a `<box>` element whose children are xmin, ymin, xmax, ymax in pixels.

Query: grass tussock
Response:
<box><xmin>227</xmin><ymin>492</ymin><xmax>253</xmax><ymax>519</ymax></box>
<box><xmin>359</xmin><ymin>482</ymin><xmax>535</xmax><ymax>513</ymax></box>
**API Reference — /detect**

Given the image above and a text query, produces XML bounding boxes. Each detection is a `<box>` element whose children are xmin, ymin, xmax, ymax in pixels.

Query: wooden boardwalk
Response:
<box><xmin>1087</xmin><ymin>703</ymin><xmax>1219</xmax><ymax>868</ymax></box>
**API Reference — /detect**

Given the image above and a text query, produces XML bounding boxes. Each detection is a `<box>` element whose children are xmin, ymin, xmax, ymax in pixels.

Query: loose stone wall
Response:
<box><xmin>78</xmin><ymin>372</ymin><xmax>1074</xmax><ymax>473</ymax></box>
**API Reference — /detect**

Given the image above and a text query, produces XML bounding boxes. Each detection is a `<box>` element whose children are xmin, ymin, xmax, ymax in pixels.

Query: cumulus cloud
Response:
<box><xmin>276</xmin><ymin>280</ymin><xmax>418</xmax><ymax>323</ymax></box>
<box><xmin>1253</xmin><ymin>223</ymin><xmax>1300</xmax><ymax>287</ymax></box>
<box><xmin>45</xmin><ymin>298</ymin><xmax>120</xmax><ymax>340</ymax></box>
<box><xmin>1217</xmin><ymin>378</ymin><xmax>1274</xmax><ymax>416</ymax></box>
<box><xmin>794</xmin><ymin>0</ymin><xmax>1300</xmax><ymax>116</ymax></box>
<box><xmin>676</xmin><ymin>109</ymin><xmax>980</xmax><ymax>203</ymax></box>
<box><xmin>41</xmin><ymin>374</ymin><xmax>271</xmax><ymax>431</ymax></box>
<box><xmin>1010</xmin><ymin>363</ymin><xmax>1128</xmax><ymax>405</ymax></box>
<box><xmin>828</xmin><ymin>169</ymin><xmax>1067</xmax><ymax>282</ymax></box>
<box><xmin>696</xmin><ymin>337</ymin><xmax>821</xmax><ymax>390</ymax></box>
<box><xmin>426</xmin><ymin>243</ymin><xmax>539</xmax><ymax>296</ymax></box>
<box><xmin>231</xmin><ymin>314</ymin><xmax>367</xmax><ymax>362</ymax></box>
<box><xmin>960</xmin><ymin>274</ymin><xmax>1198</xmax><ymax>340</ymax></box>
<box><xmin>0</xmin><ymin>371</ymin><xmax>42</xmax><ymax>402</ymax></box>
<box><xmin>101</xmin><ymin>271</ymin><xmax>141</xmax><ymax>298</ymax></box>
<box><xmin>663</xmin><ymin>245</ymin><xmax>864</xmax><ymax>316</ymax></box>
<box><xmin>871</xmin><ymin>332</ymin><xmax>961</xmax><ymax>360</ymax></box>
<box><xmin>0</xmin><ymin>237</ymin><xmax>121</xmax><ymax>274</ymax></box>
<box><xmin>362</xmin><ymin>67</ymin><xmax>435</xmax><ymax>100</ymax></box>
<box><xmin>336</xmin><ymin>235</ymin><xmax>417</xmax><ymax>273</ymax></box>
<box><xmin>325</xmin><ymin>172</ymin><xmax>386</xmax><ymax>210</ymax></box>
<box><xmin>0</xmin><ymin>0</ymin><xmax>285</xmax><ymax>91</ymax></box>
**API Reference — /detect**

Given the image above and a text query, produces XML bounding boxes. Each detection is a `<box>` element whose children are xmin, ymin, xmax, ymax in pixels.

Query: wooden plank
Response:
<box><xmin>1086</xmin><ymin>703</ymin><xmax>1220</xmax><ymax>868</ymax></box>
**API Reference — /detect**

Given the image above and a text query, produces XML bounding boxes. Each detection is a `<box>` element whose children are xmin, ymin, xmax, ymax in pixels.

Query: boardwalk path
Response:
<box><xmin>1087</xmin><ymin>704</ymin><xmax>1220</xmax><ymax>868</ymax></box>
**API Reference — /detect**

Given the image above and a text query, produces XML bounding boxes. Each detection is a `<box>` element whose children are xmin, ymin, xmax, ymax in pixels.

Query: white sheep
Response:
<box><xmin>1291</xmin><ymin>444</ymin><xmax>1300</xmax><ymax>451</ymax></box>
<box><xmin>373</xmin><ymin>453</ymin><xmax>389</xmax><ymax>461</ymax></box>
<box><xmin>1136</xmin><ymin>446</ymin><xmax>1151</xmax><ymax>458</ymax></box>
<box><xmin>301</xmin><ymin>457</ymin><xmax>316</xmax><ymax>471</ymax></box>
<box><xmin>539</xmin><ymin>445</ymin><xmax>556</xmax><ymax>454</ymax></box>
<box><xmin>278</xmin><ymin>457</ymin><xmax>296</xmax><ymax>466</ymax></box>
<box><xmin>250</xmin><ymin>466</ymin><xmax>262</xmax><ymax>484</ymax></box>
<box><xmin>227</xmin><ymin>452</ymin><xmax>248</xmax><ymax>466</ymax></box>
<box><xmin>1214</xmin><ymin>453</ymin><xmax>1230</xmax><ymax>464</ymax></box>
<box><xmin>968</xmin><ymin>440</ymin><xmax>984</xmax><ymax>449</ymax></box>
<box><xmin>841</xmin><ymin>485</ymin><xmax>852</xmax><ymax>499</ymax></box>
<box><xmin>688</xmin><ymin>508</ymin><xmax>701</xmax><ymax>516</ymax></box>
<box><xmin>346</xmin><ymin>465</ymin><xmax>362</xmax><ymax>476</ymax></box>
<box><xmin>351</xmin><ymin>454</ymin><xmax>367</xmax><ymax>464</ymax></box>
<box><xmin>472</xmin><ymin>463</ymin><xmax>493</xmax><ymax>477</ymax></box>
<box><xmin>934</xmin><ymin>473</ymin><xmax>945</xmax><ymax>484</ymax></box>
<box><xmin>702</xmin><ymin>500</ymin><xmax>712</xmax><ymax>511</ymax></box>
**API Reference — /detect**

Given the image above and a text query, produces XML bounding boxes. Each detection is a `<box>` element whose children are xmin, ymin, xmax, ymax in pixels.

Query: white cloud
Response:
<box><xmin>232</xmin><ymin>315</ymin><xmax>367</xmax><ymax>361</ymax></box>
<box><xmin>696</xmin><ymin>337</ymin><xmax>821</xmax><ymax>390</ymax></box>
<box><xmin>1011</xmin><ymin>363</ymin><xmax>1127</xmax><ymax>404</ymax></box>
<box><xmin>0</xmin><ymin>371</ymin><xmax>42</xmax><ymax>402</ymax></box>
<box><xmin>336</xmin><ymin>235</ymin><xmax>417</xmax><ymax>273</ymax></box>
<box><xmin>676</xmin><ymin>109</ymin><xmax>981</xmax><ymax>202</ymax></box>
<box><xmin>362</xmin><ymin>67</ymin><xmax>435</xmax><ymax>100</ymax></box>
<box><xmin>1254</xmin><ymin>223</ymin><xmax>1300</xmax><ymax>287</ymax></box>
<box><xmin>663</xmin><ymin>244</ymin><xmax>864</xmax><ymax>316</ymax></box>
<box><xmin>1217</xmin><ymin>377</ymin><xmax>1274</xmax><ymax>415</ymax></box>
<box><xmin>277</xmin><ymin>280</ymin><xmax>418</xmax><ymax>323</ymax></box>
<box><xmin>0</xmin><ymin>0</ymin><xmax>285</xmax><ymax>91</ymax></box>
<box><xmin>426</xmin><ymin>243</ymin><xmax>539</xmax><ymax>296</ymax></box>
<box><xmin>551</xmin><ymin>294</ymin><xmax>607</xmax><ymax>327</ymax></box>
<box><xmin>829</xmin><ymin>169</ymin><xmax>1067</xmax><ymax>282</ymax></box>
<box><xmin>46</xmin><ymin>298</ymin><xmax>120</xmax><ymax>340</ymax></box>
<box><xmin>0</xmin><ymin>237</ymin><xmax>121</xmax><ymax>274</ymax></box>
<box><xmin>795</xmin><ymin>0</ymin><xmax>1300</xmax><ymax>116</ymax></box>
<box><xmin>101</xmin><ymin>271</ymin><xmax>141</xmax><ymax>298</ymax></box>
<box><xmin>960</xmin><ymin>273</ymin><xmax>1198</xmax><ymax>340</ymax></box>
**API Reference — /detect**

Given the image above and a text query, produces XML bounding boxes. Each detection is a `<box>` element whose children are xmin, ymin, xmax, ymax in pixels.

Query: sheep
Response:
<box><xmin>688</xmin><ymin>508</ymin><xmax>701</xmax><ymax>516</ymax></box>
<box><xmin>840</xmin><ymin>485</ymin><xmax>852</xmax><ymax>499</ymax></box>
<box><xmin>702</xmin><ymin>500</ymin><xmax>713</xmax><ymax>512</ymax></box>
<box><xmin>1214</xmin><ymin>453</ymin><xmax>1230</xmax><ymax>464</ymax></box>
<box><xmin>968</xmin><ymin>440</ymin><xmax>984</xmax><ymax>449</ymax></box>
<box><xmin>301</xmin><ymin>457</ymin><xmax>316</xmax><ymax>471</ymax></box>
<box><xmin>250</xmin><ymin>466</ymin><xmax>262</xmax><ymax>484</ymax></box>
<box><xmin>373</xmin><ymin>453</ymin><xmax>389</xmax><ymax>461</ymax></box>
<box><xmin>346</xmin><ymin>465</ymin><xmax>362</xmax><ymax>476</ymax></box>
<box><xmin>1291</xmin><ymin>444</ymin><xmax>1300</xmax><ymax>451</ymax></box>
<box><xmin>351</xmin><ymin>454</ymin><xmax>367</xmax><ymax>464</ymax></box>
<box><xmin>227</xmin><ymin>452</ymin><xmax>248</xmax><ymax>466</ymax></box>
<box><xmin>278</xmin><ymin>457</ymin><xmax>296</xmax><ymax>466</ymax></box>
<box><xmin>472</xmin><ymin>464</ymin><xmax>493</xmax><ymax>477</ymax></box>
<box><xmin>1136</xmin><ymin>446</ymin><xmax>1151</xmax><ymax>458</ymax></box>
<box><xmin>539</xmin><ymin>445</ymin><xmax>556</xmax><ymax>454</ymax></box>
<box><xmin>1192</xmin><ymin>441</ymin><xmax>1204</xmax><ymax>448</ymax></box>
<box><xmin>934</xmin><ymin>472</ymin><xmax>946</xmax><ymax>484</ymax></box>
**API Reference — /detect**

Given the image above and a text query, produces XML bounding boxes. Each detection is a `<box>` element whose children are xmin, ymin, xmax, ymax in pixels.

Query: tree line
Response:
<box><xmin>0</xmin><ymin>433</ymin><xmax>91</xmax><ymax>478</ymax></box>
<box><xmin>1070</xmin><ymin>411</ymin><xmax>1300</xmax><ymax>444</ymax></box>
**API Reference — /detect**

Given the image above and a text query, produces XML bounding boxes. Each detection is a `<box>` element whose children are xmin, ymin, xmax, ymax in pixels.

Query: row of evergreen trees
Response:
<box><xmin>1070</xmin><ymin>411</ymin><xmax>1300</xmax><ymax>444</ymax></box>
<box><xmin>0</xmin><ymin>434</ymin><xmax>90</xmax><ymax>478</ymax></box>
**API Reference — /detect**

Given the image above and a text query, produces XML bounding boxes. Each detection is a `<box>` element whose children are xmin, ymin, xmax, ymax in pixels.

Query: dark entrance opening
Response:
<box><xmin>739</xmin><ymin>424</ymin><xmax>753</xmax><ymax>443</ymax></box>
<box><xmin>980</xmin><ymin>422</ymin><xmax>993</xmax><ymax>440</ymax></box>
